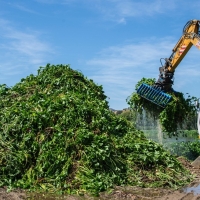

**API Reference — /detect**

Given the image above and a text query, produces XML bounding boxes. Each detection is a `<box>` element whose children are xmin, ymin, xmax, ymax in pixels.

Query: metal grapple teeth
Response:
<box><xmin>136</xmin><ymin>83</ymin><xmax>172</xmax><ymax>107</ymax></box>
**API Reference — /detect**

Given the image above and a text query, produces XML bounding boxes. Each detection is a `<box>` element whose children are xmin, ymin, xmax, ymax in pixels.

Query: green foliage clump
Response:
<box><xmin>127</xmin><ymin>78</ymin><xmax>197</xmax><ymax>136</ymax></box>
<box><xmin>117</xmin><ymin>109</ymin><xmax>134</xmax><ymax>122</ymax></box>
<box><xmin>0</xmin><ymin>65</ymin><xmax>193</xmax><ymax>195</ymax></box>
<box><xmin>166</xmin><ymin>140</ymin><xmax>200</xmax><ymax>161</ymax></box>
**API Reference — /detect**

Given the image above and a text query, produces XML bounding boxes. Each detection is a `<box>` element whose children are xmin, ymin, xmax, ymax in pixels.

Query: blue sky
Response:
<box><xmin>1</xmin><ymin>0</ymin><xmax>200</xmax><ymax>110</ymax></box>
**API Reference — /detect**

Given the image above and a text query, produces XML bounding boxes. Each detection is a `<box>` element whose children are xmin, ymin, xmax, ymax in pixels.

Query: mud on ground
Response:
<box><xmin>1</xmin><ymin>157</ymin><xmax>200</xmax><ymax>200</ymax></box>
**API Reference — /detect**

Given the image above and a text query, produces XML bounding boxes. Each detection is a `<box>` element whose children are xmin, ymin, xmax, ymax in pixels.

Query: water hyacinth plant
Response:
<box><xmin>127</xmin><ymin>77</ymin><xmax>197</xmax><ymax>136</ymax></box>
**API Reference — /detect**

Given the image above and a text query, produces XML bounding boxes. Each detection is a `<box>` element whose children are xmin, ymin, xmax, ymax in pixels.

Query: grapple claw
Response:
<box><xmin>137</xmin><ymin>83</ymin><xmax>172</xmax><ymax>107</ymax></box>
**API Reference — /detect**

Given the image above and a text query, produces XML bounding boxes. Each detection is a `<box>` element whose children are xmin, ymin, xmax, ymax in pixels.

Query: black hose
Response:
<box><xmin>183</xmin><ymin>20</ymin><xmax>193</xmax><ymax>34</ymax></box>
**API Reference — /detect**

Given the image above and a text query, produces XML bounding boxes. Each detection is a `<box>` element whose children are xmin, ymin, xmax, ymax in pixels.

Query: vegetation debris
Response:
<box><xmin>0</xmin><ymin>64</ymin><xmax>193</xmax><ymax>195</ymax></box>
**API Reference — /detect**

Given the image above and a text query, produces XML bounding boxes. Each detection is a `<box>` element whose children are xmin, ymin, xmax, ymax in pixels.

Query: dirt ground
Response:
<box><xmin>1</xmin><ymin>157</ymin><xmax>200</xmax><ymax>200</ymax></box>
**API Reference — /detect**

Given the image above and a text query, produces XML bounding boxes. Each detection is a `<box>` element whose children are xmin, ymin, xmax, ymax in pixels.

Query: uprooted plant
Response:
<box><xmin>127</xmin><ymin>77</ymin><xmax>197</xmax><ymax>136</ymax></box>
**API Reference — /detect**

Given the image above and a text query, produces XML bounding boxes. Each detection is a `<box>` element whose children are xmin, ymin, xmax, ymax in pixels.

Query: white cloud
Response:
<box><xmin>7</xmin><ymin>3</ymin><xmax>38</xmax><ymax>14</ymax></box>
<box><xmin>118</xmin><ymin>18</ymin><xmax>126</xmax><ymax>24</ymax></box>
<box><xmin>34</xmin><ymin>0</ymin><xmax>77</xmax><ymax>4</ymax></box>
<box><xmin>34</xmin><ymin>0</ymin><xmax>57</xmax><ymax>3</ymax></box>
<box><xmin>92</xmin><ymin>0</ymin><xmax>177</xmax><ymax>23</ymax></box>
<box><xmin>6</xmin><ymin>31</ymin><xmax>50</xmax><ymax>61</ymax></box>
<box><xmin>0</xmin><ymin>19</ymin><xmax>53</xmax><ymax>86</ymax></box>
<box><xmin>33</xmin><ymin>0</ymin><xmax>177</xmax><ymax>23</ymax></box>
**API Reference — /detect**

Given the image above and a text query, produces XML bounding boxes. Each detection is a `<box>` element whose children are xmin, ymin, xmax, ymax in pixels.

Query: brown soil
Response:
<box><xmin>1</xmin><ymin>157</ymin><xmax>200</xmax><ymax>200</ymax></box>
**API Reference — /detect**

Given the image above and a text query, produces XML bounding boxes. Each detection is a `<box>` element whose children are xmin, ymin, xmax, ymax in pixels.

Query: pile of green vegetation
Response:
<box><xmin>127</xmin><ymin>78</ymin><xmax>197</xmax><ymax>136</ymax></box>
<box><xmin>0</xmin><ymin>65</ymin><xmax>193</xmax><ymax>195</ymax></box>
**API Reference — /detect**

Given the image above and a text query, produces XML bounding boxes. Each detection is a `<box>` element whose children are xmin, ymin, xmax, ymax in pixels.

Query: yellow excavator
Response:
<box><xmin>137</xmin><ymin>19</ymin><xmax>200</xmax><ymax>108</ymax></box>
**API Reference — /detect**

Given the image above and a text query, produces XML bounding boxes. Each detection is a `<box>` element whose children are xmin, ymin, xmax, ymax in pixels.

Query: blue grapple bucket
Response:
<box><xmin>137</xmin><ymin>83</ymin><xmax>172</xmax><ymax>108</ymax></box>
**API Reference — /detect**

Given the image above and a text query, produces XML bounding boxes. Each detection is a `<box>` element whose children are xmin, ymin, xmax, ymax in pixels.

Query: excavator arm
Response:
<box><xmin>156</xmin><ymin>19</ymin><xmax>200</xmax><ymax>92</ymax></box>
<box><xmin>169</xmin><ymin>20</ymin><xmax>200</xmax><ymax>72</ymax></box>
<box><xmin>137</xmin><ymin>20</ymin><xmax>200</xmax><ymax>107</ymax></box>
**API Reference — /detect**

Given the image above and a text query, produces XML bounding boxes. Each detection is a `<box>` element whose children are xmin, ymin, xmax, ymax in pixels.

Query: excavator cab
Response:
<box><xmin>137</xmin><ymin>19</ymin><xmax>200</xmax><ymax>107</ymax></box>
